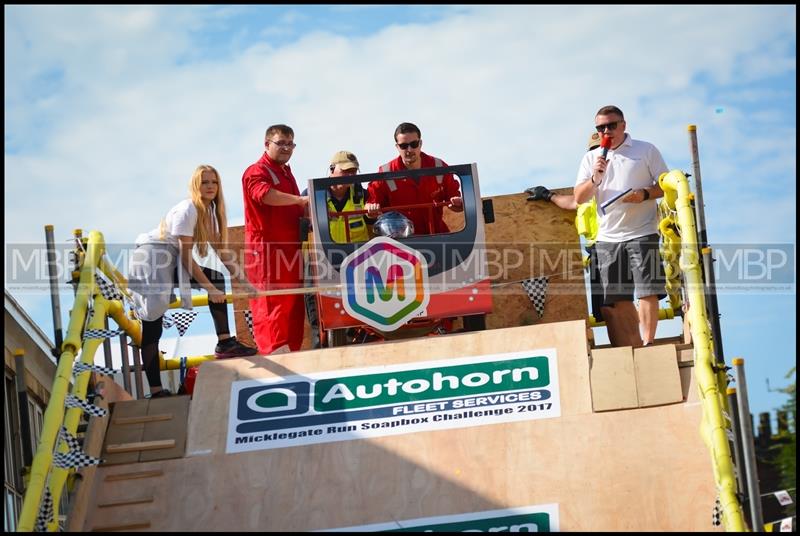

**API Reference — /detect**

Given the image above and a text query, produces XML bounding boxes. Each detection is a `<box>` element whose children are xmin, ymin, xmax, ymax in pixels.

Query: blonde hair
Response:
<box><xmin>189</xmin><ymin>164</ymin><xmax>229</xmax><ymax>257</ymax></box>
<box><xmin>158</xmin><ymin>165</ymin><xmax>229</xmax><ymax>256</ymax></box>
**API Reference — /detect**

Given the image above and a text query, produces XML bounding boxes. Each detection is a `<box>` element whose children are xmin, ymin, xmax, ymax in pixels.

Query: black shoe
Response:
<box><xmin>215</xmin><ymin>336</ymin><xmax>258</xmax><ymax>359</ymax></box>
<box><xmin>147</xmin><ymin>389</ymin><xmax>173</xmax><ymax>399</ymax></box>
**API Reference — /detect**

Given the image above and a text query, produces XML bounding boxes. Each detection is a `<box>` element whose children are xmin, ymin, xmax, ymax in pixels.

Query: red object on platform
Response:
<box><xmin>184</xmin><ymin>366</ymin><xmax>199</xmax><ymax>395</ymax></box>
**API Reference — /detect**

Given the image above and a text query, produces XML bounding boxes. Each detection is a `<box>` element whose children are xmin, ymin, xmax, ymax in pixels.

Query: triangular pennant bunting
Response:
<box><xmin>52</xmin><ymin>426</ymin><xmax>103</xmax><ymax>469</ymax></box>
<box><xmin>163</xmin><ymin>310</ymin><xmax>198</xmax><ymax>336</ymax></box>
<box><xmin>65</xmin><ymin>394</ymin><xmax>108</xmax><ymax>417</ymax></box>
<box><xmin>53</xmin><ymin>450</ymin><xmax>103</xmax><ymax>469</ymax></box>
<box><xmin>774</xmin><ymin>490</ymin><xmax>794</xmax><ymax>506</ymax></box>
<box><xmin>73</xmin><ymin>362</ymin><xmax>117</xmax><ymax>376</ymax></box>
<box><xmin>520</xmin><ymin>276</ymin><xmax>549</xmax><ymax>318</ymax></box>
<box><xmin>34</xmin><ymin>487</ymin><xmax>54</xmax><ymax>532</ymax></box>
<box><xmin>83</xmin><ymin>328</ymin><xmax>123</xmax><ymax>340</ymax></box>
<box><xmin>244</xmin><ymin>309</ymin><xmax>255</xmax><ymax>340</ymax></box>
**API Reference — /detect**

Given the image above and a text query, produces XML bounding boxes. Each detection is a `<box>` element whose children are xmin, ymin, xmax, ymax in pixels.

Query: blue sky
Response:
<box><xmin>4</xmin><ymin>6</ymin><xmax>796</xmax><ymax>418</ymax></box>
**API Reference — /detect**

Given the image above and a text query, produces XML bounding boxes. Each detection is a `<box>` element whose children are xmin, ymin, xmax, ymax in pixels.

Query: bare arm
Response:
<box><xmin>573</xmin><ymin>180</ymin><xmax>597</xmax><ymax>205</ymax></box>
<box><xmin>621</xmin><ymin>183</ymin><xmax>665</xmax><ymax>203</ymax></box>
<box><xmin>575</xmin><ymin>156</ymin><xmax>607</xmax><ymax>204</ymax></box>
<box><xmin>550</xmin><ymin>194</ymin><xmax>578</xmax><ymax>211</ymax></box>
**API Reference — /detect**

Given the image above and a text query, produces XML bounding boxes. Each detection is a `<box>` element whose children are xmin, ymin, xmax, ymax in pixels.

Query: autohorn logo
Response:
<box><xmin>237</xmin><ymin>382</ymin><xmax>310</xmax><ymax>421</ymax></box>
<box><xmin>340</xmin><ymin>236</ymin><xmax>429</xmax><ymax>331</ymax></box>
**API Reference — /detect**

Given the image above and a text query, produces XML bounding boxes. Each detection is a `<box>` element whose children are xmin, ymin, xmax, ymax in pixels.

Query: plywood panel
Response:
<box><xmin>139</xmin><ymin>395</ymin><xmax>190</xmax><ymax>462</ymax></box>
<box><xmin>90</xmin><ymin>397</ymin><xmax>717</xmax><ymax>532</ymax></box>
<box><xmin>463</xmin><ymin>190</ymin><xmax>587</xmax><ymax>329</ymax></box>
<box><xmin>102</xmin><ymin>400</ymin><xmax>148</xmax><ymax>465</ymax></box>
<box><xmin>186</xmin><ymin>321</ymin><xmax>591</xmax><ymax>457</ymax></box>
<box><xmin>634</xmin><ymin>345</ymin><xmax>683</xmax><ymax>407</ymax></box>
<box><xmin>589</xmin><ymin>346</ymin><xmax>639</xmax><ymax>412</ymax></box>
<box><xmin>80</xmin><ymin>322</ymin><xmax>719</xmax><ymax>532</ymax></box>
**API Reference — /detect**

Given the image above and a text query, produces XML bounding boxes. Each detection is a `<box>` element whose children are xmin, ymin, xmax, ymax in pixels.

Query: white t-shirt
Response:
<box><xmin>136</xmin><ymin>199</ymin><xmax>217</xmax><ymax>247</ymax></box>
<box><xmin>576</xmin><ymin>134</ymin><xmax>668</xmax><ymax>242</ymax></box>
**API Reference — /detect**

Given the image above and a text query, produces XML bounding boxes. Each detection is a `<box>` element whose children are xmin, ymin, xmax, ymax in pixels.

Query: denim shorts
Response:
<box><xmin>595</xmin><ymin>233</ymin><xmax>666</xmax><ymax>305</ymax></box>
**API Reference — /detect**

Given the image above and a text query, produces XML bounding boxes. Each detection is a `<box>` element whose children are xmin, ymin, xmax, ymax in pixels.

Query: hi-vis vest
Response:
<box><xmin>576</xmin><ymin>198</ymin><xmax>599</xmax><ymax>268</ymax></box>
<box><xmin>575</xmin><ymin>197</ymin><xmax>599</xmax><ymax>245</ymax></box>
<box><xmin>328</xmin><ymin>187</ymin><xmax>369</xmax><ymax>243</ymax></box>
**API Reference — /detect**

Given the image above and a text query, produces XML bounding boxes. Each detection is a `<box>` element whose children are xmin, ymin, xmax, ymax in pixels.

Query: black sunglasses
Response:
<box><xmin>397</xmin><ymin>140</ymin><xmax>421</xmax><ymax>150</ymax></box>
<box><xmin>595</xmin><ymin>121</ymin><xmax>621</xmax><ymax>133</ymax></box>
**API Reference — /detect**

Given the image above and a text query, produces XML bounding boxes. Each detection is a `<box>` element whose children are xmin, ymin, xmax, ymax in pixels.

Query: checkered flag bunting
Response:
<box><xmin>83</xmin><ymin>328</ymin><xmax>124</xmax><ymax>340</ymax></box>
<box><xmin>163</xmin><ymin>310</ymin><xmax>198</xmax><ymax>336</ymax></box>
<box><xmin>65</xmin><ymin>394</ymin><xmax>108</xmax><ymax>417</ymax></box>
<box><xmin>52</xmin><ymin>426</ymin><xmax>103</xmax><ymax>469</ymax></box>
<box><xmin>34</xmin><ymin>487</ymin><xmax>54</xmax><ymax>532</ymax></box>
<box><xmin>95</xmin><ymin>272</ymin><xmax>123</xmax><ymax>301</ymax></box>
<box><xmin>59</xmin><ymin>426</ymin><xmax>81</xmax><ymax>451</ymax></box>
<box><xmin>73</xmin><ymin>361</ymin><xmax>117</xmax><ymax>376</ymax></box>
<box><xmin>53</xmin><ymin>449</ymin><xmax>103</xmax><ymax>469</ymax></box>
<box><xmin>244</xmin><ymin>309</ymin><xmax>255</xmax><ymax>340</ymax></box>
<box><xmin>711</xmin><ymin>496</ymin><xmax>722</xmax><ymax>527</ymax></box>
<box><xmin>521</xmin><ymin>276</ymin><xmax>549</xmax><ymax>318</ymax></box>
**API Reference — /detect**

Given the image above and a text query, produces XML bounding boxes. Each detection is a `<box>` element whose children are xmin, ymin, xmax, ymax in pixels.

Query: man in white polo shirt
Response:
<box><xmin>573</xmin><ymin>105</ymin><xmax>668</xmax><ymax>347</ymax></box>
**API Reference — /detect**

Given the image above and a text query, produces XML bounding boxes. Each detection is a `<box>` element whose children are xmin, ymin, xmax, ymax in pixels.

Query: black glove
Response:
<box><xmin>524</xmin><ymin>185</ymin><xmax>553</xmax><ymax>202</ymax></box>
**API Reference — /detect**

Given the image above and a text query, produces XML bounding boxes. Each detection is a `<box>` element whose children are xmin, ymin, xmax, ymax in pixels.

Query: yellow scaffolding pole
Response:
<box><xmin>659</xmin><ymin>169</ymin><xmax>746</xmax><ymax>531</ymax></box>
<box><xmin>18</xmin><ymin>230</ymin><xmax>104</xmax><ymax>531</ymax></box>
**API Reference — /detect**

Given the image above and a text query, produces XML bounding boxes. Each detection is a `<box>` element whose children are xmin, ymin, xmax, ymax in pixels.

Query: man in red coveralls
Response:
<box><xmin>364</xmin><ymin>122</ymin><xmax>463</xmax><ymax>234</ymax></box>
<box><xmin>242</xmin><ymin>124</ymin><xmax>308</xmax><ymax>354</ymax></box>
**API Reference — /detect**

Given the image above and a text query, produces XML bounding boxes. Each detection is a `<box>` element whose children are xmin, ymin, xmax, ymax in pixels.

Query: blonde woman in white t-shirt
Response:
<box><xmin>129</xmin><ymin>165</ymin><xmax>258</xmax><ymax>398</ymax></box>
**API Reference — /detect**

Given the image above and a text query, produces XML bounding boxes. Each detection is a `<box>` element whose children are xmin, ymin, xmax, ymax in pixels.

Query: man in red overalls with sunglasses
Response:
<box><xmin>365</xmin><ymin>122</ymin><xmax>463</xmax><ymax>235</ymax></box>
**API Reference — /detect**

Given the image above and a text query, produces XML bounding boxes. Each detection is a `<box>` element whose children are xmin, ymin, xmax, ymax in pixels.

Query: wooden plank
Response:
<box><xmin>106</xmin><ymin>439</ymin><xmax>176</xmax><ymax>454</ymax></box>
<box><xmin>91</xmin><ymin>522</ymin><xmax>151</xmax><ymax>532</ymax></box>
<box><xmin>590</xmin><ymin>346</ymin><xmax>639</xmax><ymax>411</ymax></box>
<box><xmin>98</xmin><ymin>497</ymin><xmax>154</xmax><ymax>508</ymax></box>
<box><xmin>112</xmin><ymin>413</ymin><xmax>173</xmax><ymax>425</ymax></box>
<box><xmin>102</xmin><ymin>399</ymin><xmax>148</xmax><ymax>465</ymax></box>
<box><xmin>97</xmin><ymin>496</ymin><xmax>154</xmax><ymax>509</ymax></box>
<box><xmin>104</xmin><ymin>469</ymin><xmax>164</xmax><ymax>482</ymax></box>
<box><xmin>140</xmin><ymin>395</ymin><xmax>190</xmax><ymax>462</ymax></box>
<box><xmin>634</xmin><ymin>345</ymin><xmax>683</xmax><ymax>407</ymax></box>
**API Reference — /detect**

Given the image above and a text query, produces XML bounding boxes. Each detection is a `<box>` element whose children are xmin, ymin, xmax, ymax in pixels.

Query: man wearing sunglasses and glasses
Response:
<box><xmin>573</xmin><ymin>106</ymin><xmax>668</xmax><ymax>348</ymax></box>
<box><xmin>365</xmin><ymin>122</ymin><xmax>463</xmax><ymax>235</ymax></box>
<box><xmin>242</xmin><ymin>124</ymin><xmax>309</xmax><ymax>355</ymax></box>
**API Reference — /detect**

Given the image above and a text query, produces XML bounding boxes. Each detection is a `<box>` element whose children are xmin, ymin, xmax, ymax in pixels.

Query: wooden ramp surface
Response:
<box><xmin>77</xmin><ymin>321</ymin><xmax>720</xmax><ymax>532</ymax></box>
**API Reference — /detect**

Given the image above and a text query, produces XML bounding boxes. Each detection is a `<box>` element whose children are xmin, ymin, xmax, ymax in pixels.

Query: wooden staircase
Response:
<box><xmin>74</xmin><ymin>395</ymin><xmax>190</xmax><ymax>531</ymax></box>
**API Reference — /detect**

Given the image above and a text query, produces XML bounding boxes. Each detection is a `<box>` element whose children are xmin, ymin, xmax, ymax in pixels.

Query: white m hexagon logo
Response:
<box><xmin>340</xmin><ymin>237</ymin><xmax>429</xmax><ymax>331</ymax></box>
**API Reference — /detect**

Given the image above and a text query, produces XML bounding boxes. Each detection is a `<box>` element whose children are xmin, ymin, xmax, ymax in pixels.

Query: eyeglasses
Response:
<box><xmin>595</xmin><ymin>121</ymin><xmax>621</xmax><ymax>133</ymax></box>
<box><xmin>268</xmin><ymin>140</ymin><xmax>296</xmax><ymax>150</ymax></box>
<box><xmin>396</xmin><ymin>140</ymin><xmax>421</xmax><ymax>150</ymax></box>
